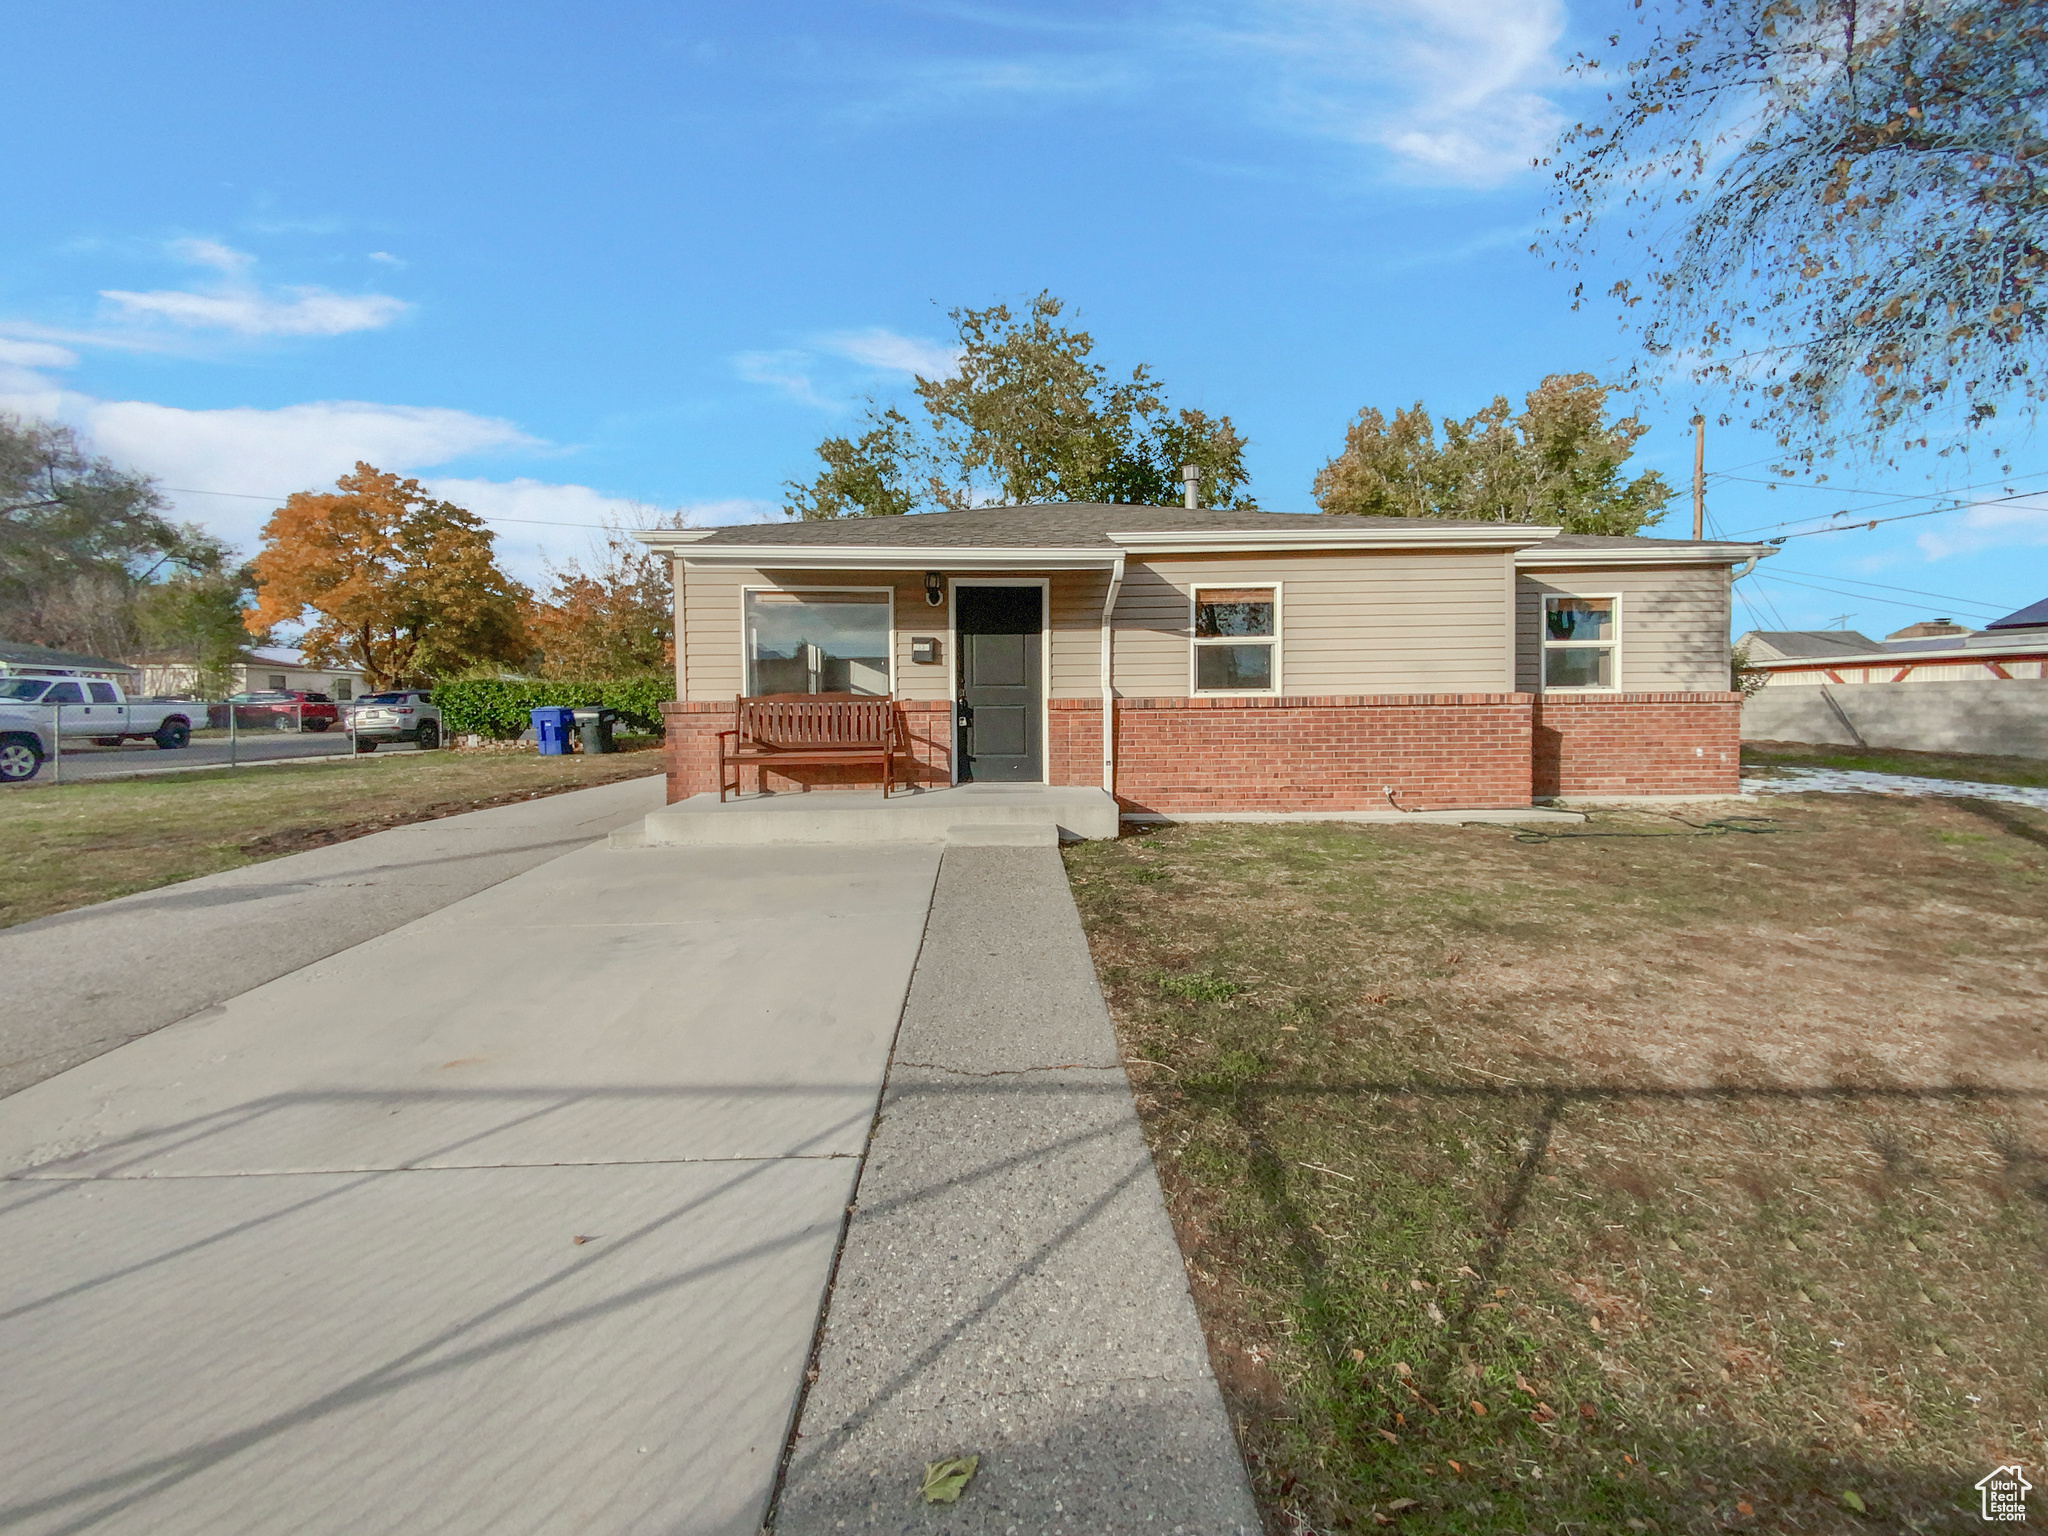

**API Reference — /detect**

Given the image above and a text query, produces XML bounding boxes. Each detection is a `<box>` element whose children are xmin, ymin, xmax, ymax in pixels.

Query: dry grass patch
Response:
<box><xmin>1064</xmin><ymin>794</ymin><xmax>2048</xmax><ymax>1535</ymax></box>
<box><xmin>0</xmin><ymin>747</ymin><xmax>662</xmax><ymax>929</ymax></box>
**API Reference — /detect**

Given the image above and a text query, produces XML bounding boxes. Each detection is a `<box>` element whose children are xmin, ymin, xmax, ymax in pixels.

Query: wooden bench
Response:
<box><xmin>718</xmin><ymin>694</ymin><xmax>909</xmax><ymax>802</ymax></box>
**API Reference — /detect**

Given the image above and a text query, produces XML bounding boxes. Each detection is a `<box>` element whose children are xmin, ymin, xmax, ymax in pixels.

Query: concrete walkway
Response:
<box><xmin>0</xmin><ymin>835</ymin><xmax>942</xmax><ymax>1536</ymax></box>
<box><xmin>1</xmin><ymin>774</ymin><xmax>664</xmax><ymax>1099</ymax></box>
<box><xmin>776</xmin><ymin>848</ymin><xmax>1260</xmax><ymax>1534</ymax></box>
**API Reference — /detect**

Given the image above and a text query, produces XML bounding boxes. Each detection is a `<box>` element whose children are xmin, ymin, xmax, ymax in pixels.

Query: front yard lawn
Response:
<box><xmin>1065</xmin><ymin>794</ymin><xmax>2047</xmax><ymax>1534</ymax></box>
<box><xmin>0</xmin><ymin>747</ymin><xmax>661</xmax><ymax>930</ymax></box>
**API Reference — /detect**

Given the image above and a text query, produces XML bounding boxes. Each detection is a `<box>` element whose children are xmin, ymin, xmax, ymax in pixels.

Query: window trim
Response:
<box><xmin>737</xmin><ymin>583</ymin><xmax>897</xmax><ymax>698</ymax></box>
<box><xmin>1539</xmin><ymin>591</ymin><xmax>1622</xmax><ymax>693</ymax></box>
<box><xmin>1189</xmin><ymin>582</ymin><xmax>1283</xmax><ymax>696</ymax></box>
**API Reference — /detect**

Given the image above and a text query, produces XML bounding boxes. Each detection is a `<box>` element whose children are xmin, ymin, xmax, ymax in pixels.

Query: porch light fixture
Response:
<box><xmin>924</xmin><ymin>571</ymin><xmax>944</xmax><ymax>607</ymax></box>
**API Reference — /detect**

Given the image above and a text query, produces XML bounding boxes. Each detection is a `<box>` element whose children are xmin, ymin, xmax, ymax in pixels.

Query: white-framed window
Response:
<box><xmin>1191</xmin><ymin>585</ymin><xmax>1280</xmax><ymax>694</ymax></box>
<box><xmin>742</xmin><ymin>587</ymin><xmax>894</xmax><ymax>696</ymax></box>
<box><xmin>333</xmin><ymin>678</ymin><xmax>352</xmax><ymax>701</ymax></box>
<box><xmin>1542</xmin><ymin>594</ymin><xmax>1619</xmax><ymax>690</ymax></box>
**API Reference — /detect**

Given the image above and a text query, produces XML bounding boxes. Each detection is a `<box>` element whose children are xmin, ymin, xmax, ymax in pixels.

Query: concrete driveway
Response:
<box><xmin>0</xmin><ymin>833</ymin><xmax>942</xmax><ymax>1536</ymax></box>
<box><xmin>2</xmin><ymin>775</ymin><xmax>663</xmax><ymax>1098</ymax></box>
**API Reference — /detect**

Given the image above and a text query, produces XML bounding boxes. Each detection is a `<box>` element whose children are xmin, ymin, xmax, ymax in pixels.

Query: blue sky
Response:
<box><xmin>5</xmin><ymin>0</ymin><xmax>2043</xmax><ymax>637</ymax></box>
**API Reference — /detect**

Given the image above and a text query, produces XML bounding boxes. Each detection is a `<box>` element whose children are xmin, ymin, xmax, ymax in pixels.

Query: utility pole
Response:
<box><xmin>1691</xmin><ymin>415</ymin><xmax>1706</xmax><ymax>541</ymax></box>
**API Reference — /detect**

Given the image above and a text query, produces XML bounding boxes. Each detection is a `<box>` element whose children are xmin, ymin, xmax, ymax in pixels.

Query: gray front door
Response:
<box><xmin>956</xmin><ymin>585</ymin><xmax>1043</xmax><ymax>782</ymax></box>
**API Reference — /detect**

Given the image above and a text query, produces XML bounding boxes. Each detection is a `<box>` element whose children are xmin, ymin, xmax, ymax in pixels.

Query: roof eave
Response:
<box><xmin>1111</xmin><ymin>525</ymin><xmax>1562</xmax><ymax>552</ymax></box>
<box><xmin>1517</xmin><ymin>543</ymin><xmax>1776</xmax><ymax>568</ymax></box>
<box><xmin>631</xmin><ymin>528</ymin><xmax>720</xmax><ymax>551</ymax></box>
<box><xmin>672</xmin><ymin>544</ymin><xmax>1124</xmax><ymax>571</ymax></box>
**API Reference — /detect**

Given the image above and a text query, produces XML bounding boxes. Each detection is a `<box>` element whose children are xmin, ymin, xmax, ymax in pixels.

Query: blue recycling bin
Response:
<box><xmin>530</xmin><ymin>705</ymin><xmax>576</xmax><ymax>756</ymax></box>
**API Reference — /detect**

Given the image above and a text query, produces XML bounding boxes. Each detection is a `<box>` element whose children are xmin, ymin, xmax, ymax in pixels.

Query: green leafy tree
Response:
<box><xmin>135</xmin><ymin>534</ymin><xmax>269</xmax><ymax>698</ymax></box>
<box><xmin>784</xmin><ymin>407</ymin><xmax>922</xmax><ymax>520</ymax></box>
<box><xmin>1314</xmin><ymin>374</ymin><xmax>1673</xmax><ymax>535</ymax></box>
<box><xmin>783</xmin><ymin>293</ymin><xmax>1255</xmax><ymax>516</ymax></box>
<box><xmin>1543</xmin><ymin>0</ymin><xmax>2047</xmax><ymax>467</ymax></box>
<box><xmin>0</xmin><ymin>412</ymin><xmax>181</xmax><ymax>649</ymax></box>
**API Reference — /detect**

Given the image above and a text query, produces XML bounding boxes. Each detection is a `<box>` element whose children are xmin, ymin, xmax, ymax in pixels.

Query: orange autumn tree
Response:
<box><xmin>525</xmin><ymin>524</ymin><xmax>675</xmax><ymax>678</ymax></box>
<box><xmin>247</xmin><ymin>463</ymin><xmax>531</xmax><ymax>688</ymax></box>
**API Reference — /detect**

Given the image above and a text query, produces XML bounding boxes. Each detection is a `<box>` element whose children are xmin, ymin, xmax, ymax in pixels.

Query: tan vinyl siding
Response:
<box><xmin>1517</xmin><ymin>566</ymin><xmax>1731</xmax><ymax>691</ymax></box>
<box><xmin>1048</xmin><ymin>568</ymin><xmax>1111</xmax><ymax>698</ymax></box>
<box><xmin>678</xmin><ymin>564</ymin><xmax>1102</xmax><ymax>701</ymax></box>
<box><xmin>1111</xmin><ymin>551</ymin><xmax>1511</xmax><ymax>696</ymax></box>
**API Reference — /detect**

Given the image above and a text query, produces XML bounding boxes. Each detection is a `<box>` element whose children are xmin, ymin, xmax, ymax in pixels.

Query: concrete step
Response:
<box><xmin>944</xmin><ymin>821</ymin><xmax>1059</xmax><ymax>847</ymax></box>
<box><xmin>639</xmin><ymin>785</ymin><xmax>1121</xmax><ymax>846</ymax></box>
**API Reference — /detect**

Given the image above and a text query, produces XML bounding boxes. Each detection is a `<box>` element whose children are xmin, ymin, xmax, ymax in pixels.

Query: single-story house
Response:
<box><xmin>635</xmin><ymin>503</ymin><xmax>1772</xmax><ymax>815</ymax></box>
<box><xmin>0</xmin><ymin>640</ymin><xmax>136</xmax><ymax>683</ymax></box>
<box><xmin>1738</xmin><ymin>597</ymin><xmax>2048</xmax><ymax>757</ymax></box>
<box><xmin>129</xmin><ymin>649</ymin><xmax>369</xmax><ymax>701</ymax></box>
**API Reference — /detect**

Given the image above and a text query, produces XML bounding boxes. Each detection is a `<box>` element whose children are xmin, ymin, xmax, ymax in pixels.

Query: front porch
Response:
<box><xmin>631</xmin><ymin>781</ymin><xmax>1122</xmax><ymax>847</ymax></box>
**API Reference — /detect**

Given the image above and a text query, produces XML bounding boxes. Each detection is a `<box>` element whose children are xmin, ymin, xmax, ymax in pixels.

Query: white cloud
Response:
<box><xmin>367</xmin><ymin>251</ymin><xmax>406</xmax><ymax>267</ymax></box>
<box><xmin>100</xmin><ymin>286</ymin><xmax>410</xmax><ymax>338</ymax></box>
<box><xmin>1204</xmin><ymin>0</ymin><xmax>1570</xmax><ymax>187</ymax></box>
<box><xmin>1917</xmin><ymin>496</ymin><xmax>2048</xmax><ymax>560</ymax></box>
<box><xmin>0</xmin><ymin>338</ymin><xmax>81</xmax><ymax>371</ymax></box>
<box><xmin>846</xmin><ymin>0</ymin><xmax>1571</xmax><ymax>188</ymax></box>
<box><xmin>424</xmin><ymin>480</ymin><xmax>773</xmax><ymax>586</ymax></box>
<box><xmin>816</xmin><ymin>327</ymin><xmax>961</xmax><ymax>379</ymax></box>
<box><xmin>96</xmin><ymin>238</ymin><xmax>411</xmax><ymax>338</ymax></box>
<box><xmin>735</xmin><ymin>349</ymin><xmax>837</xmax><ymax>409</ymax></box>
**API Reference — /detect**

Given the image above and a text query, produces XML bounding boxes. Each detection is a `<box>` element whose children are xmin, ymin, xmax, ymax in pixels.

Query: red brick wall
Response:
<box><xmin>1047</xmin><ymin>703</ymin><xmax>1103</xmax><ymax>790</ymax></box>
<box><xmin>663</xmin><ymin>692</ymin><xmax>1743</xmax><ymax>808</ymax></box>
<box><xmin>1531</xmin><ymin>692</ymin><xmax>1742</xmax><ymax>798</ymax></box>
<box><xmin>1060</xmin><ymin>695</ymin><xmax>1535</xmax><ymax>814</ymax></box>
<box><xmin>659</xmin><ymin>699</ymin><xmax>953</xmax><ymax>802</ymax></box>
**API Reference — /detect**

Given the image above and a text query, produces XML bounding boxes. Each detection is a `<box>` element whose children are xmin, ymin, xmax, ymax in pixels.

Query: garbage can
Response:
<box><xmin>573</xmin><ymin>707</ymin><xmax>617</xmax><ymax>755</ymax></box>
<box><xmin>530</xmin><ymin>705</ymin><xmax>576</xmax><ymax>756</ymax></box>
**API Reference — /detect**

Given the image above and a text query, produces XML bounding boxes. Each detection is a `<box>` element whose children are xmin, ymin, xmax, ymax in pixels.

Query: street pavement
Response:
<box><xmin>1</xmin><ymin>774</ymin><xmax>665</xmax><ymax>1099</ymax></box>
<box><xmin>22</xmin><ymin>731</ymin><xmax>371</xmax><ymax>786</ymax></box>
<box><xmin>0</xmin><ymin>832</ymin><xmax>943</xmax><ymax>1536</ymax></box>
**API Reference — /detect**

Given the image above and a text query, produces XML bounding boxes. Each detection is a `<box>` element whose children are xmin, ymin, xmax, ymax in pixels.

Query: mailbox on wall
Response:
<box><xmin>911</xmin><ymin>636</ymin><xmax>941</xmax><ymax>665</ymax></box>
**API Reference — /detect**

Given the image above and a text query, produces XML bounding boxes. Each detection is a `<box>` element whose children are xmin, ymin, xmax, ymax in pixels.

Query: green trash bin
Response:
<box><xmin>572</xmin><ymin>707</ymin><xmax>617</xmax><ymax>754</ymax></box>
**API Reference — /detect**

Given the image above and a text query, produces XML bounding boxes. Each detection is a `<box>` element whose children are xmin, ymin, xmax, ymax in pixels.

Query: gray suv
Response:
<box><xmin>350</xmin><ymin>690</ymin><xmax>442</xmax><ymax>752</ymax></box>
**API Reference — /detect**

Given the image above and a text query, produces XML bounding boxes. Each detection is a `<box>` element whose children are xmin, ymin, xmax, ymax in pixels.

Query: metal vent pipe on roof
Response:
<box><xmin>1181</xmin><ymin>464</ymin><xmax>1199</xmax><ymax>509</ymax></box>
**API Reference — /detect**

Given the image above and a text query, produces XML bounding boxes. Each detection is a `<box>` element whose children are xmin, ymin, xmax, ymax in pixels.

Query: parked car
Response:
<box><xmin>206</xmin><ymin>690</ymin><xmax>341</xmax><ymax>733</ymax></box>
<box><xmin>349</xmin><ymin>690</ymin><xmax>441</xmax><ymax>751</ymax></box>
<box><xmin>0</xmin><ymin>676</ymin><xmax>204</xmax><ymax>754</ymax></box>
<box><xmin>0</xmin><ymin>700</ymin><xmax>54</xmax><ymax>782</ymax></box>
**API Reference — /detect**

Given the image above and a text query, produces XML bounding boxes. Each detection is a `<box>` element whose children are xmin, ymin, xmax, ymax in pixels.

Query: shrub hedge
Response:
<box><xmin>433</xmin><ymin>676</ymin><xmax>674</xmax><ymax>739</ymax></box>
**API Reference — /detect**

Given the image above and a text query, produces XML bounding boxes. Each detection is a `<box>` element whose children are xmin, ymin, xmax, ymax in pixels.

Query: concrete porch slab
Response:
<box><xmin>640</xmin><ymin>784</ymin><xmax>1121</xmax><ymax>846</ymax></box>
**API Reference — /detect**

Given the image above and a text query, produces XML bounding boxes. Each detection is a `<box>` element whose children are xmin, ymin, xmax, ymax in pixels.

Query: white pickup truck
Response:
<box><xmin>0</xmin><ymin>677</ymin><xmax>203</xmax><ymax>781</ymax></box>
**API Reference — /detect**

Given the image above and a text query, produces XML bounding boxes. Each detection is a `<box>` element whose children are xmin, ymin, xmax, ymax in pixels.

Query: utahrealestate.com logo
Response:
<box><xmin>1977</xmin><ymin>1466</ymin><xmax>2031</xmax><ymax>1523</ymax></box>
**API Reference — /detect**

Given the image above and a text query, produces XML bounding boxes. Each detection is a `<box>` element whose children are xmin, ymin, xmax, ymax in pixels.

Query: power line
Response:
<box><xmin>1722</xmin><ymin>469</ymin><xmax>2048</xmax><ymax>536</ymax></box>
<box><xmin>1751</xmin><ymin>571</ymin><xmax>1996</xmax><ymax>617</ymax></box>
<box><xmin>1763</xmin><ymin>567</ymin><xmax>2006</xmax><ymax>613</ymax></box>
<box><xmin>1759</xmin><ymin>486</ymin><xmax>2046</xmax><ymax>542</ymax></box>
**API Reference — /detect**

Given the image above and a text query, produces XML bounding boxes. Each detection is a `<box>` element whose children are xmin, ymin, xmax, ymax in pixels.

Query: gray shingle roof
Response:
<box><xmin>0</xmin><ymin>639</ymin><xmax>135</xmax><ymax>673</ymax></box>
<box><xmin>1987</xmin><ymin>596</ymin><xmax>2048</xmax><ymax>630</ymax></box>
<box><xmin>693</xmin><ymin>503</ymin><xmax>1759</xmax><ymax>551</ymax></box>
<box><xmin>1740</xmin><ymin>629</ymin><xmax>1883</xmax><ymax>659</ymax></box>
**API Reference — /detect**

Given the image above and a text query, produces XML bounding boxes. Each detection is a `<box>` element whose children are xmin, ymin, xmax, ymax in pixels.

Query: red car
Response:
<box><xmin>207</xmin><ymin>690</ymin><xmax>343</xmax><ymax>732</ymax></box>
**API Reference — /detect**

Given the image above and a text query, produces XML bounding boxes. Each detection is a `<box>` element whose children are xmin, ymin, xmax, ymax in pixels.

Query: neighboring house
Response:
<box><xmin>130</xmin><ymin>649</ymin><xmax>369</xmax><ymax>701</ymax></box>
<box><xmin>1739</xmin><ymin>629</ymin><xmax>1884</xmax><ymax>662</ymax></box>
<box><xmin>635</xmin><ymin>504</ymin><xmax>1771</xmax><ymax>813</ymax></box>
<box><xmin>0</xmin><ymin>640</ymin><xmax>136</xmax><ymax>683</ymax></box>
<box><xmin>1738</xmin><ymin>597</ymin><xmax>2048</xmax><ymax>757</ymax></box>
